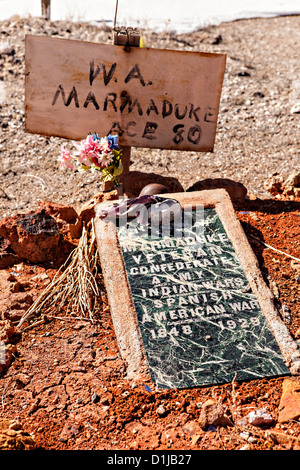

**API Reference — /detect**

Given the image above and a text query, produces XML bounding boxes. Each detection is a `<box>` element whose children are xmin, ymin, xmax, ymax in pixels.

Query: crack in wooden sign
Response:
<box><xmin>25</xmin><ymin>35</ymin><xmax>226</xmax><ymax>151</ymax></box>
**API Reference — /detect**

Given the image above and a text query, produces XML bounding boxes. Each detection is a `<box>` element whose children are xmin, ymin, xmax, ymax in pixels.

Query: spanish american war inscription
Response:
<box><xmin>117</xmin><ymin>208</ymin><xmax>289</xmax><ymax>389</ymax></box>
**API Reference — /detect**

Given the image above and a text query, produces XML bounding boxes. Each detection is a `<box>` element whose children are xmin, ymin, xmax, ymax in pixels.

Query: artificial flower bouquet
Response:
<box><xmin>58</xmin><ymin>133</ymin><xmax>123</xmax><ymax>186</ymax></box>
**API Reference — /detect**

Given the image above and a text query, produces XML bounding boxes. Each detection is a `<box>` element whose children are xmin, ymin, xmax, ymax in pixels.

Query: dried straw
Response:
<box><xmin>17</xmin><ymin>219</ymin><xmax>100</xmax><ymax>330</ymax></box>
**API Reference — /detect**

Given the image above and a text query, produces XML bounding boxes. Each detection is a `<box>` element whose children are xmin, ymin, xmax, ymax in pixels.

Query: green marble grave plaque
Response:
<box><xmin>117</xmin><ymin>207</ymin><xmax>289</xmax><ymax>389</ymax></box>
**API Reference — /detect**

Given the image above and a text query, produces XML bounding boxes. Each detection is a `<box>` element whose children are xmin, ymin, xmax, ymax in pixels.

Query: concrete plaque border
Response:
<box><xmin>94</xmin><ymin>189</ymin><xmax>300</xmax><ymax>382</ymax></box>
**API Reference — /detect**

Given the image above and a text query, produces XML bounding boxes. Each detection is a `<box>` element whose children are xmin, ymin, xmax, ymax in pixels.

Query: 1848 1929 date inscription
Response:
<box><xmin>117</xmin><ymin>208</ymin><xmax>289</xmax><ymax>389</ymax></box>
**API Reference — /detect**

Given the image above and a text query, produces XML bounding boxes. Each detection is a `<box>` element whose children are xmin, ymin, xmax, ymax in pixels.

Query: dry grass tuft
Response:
<box><xmin>17</xmin><ymin>220</ymin><xmax>100</xmax><ymax>330</ymax></box>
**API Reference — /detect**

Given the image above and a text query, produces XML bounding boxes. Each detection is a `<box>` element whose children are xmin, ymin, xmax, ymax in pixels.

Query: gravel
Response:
<box><xmin>0</xmin><ymin>14</ymin><xmax>299</xmax><ymax>218</ymax></box>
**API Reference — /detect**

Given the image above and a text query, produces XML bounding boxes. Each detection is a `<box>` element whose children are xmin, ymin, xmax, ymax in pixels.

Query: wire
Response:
<box><xmin>114</xmin><ymin>0</ymin><xmax>119</xmax><ymax>30</ymax></box>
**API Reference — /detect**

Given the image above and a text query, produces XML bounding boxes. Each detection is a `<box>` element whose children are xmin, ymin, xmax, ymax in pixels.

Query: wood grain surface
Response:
<box><xmin>25</xmin><ymin>35</ymin><xmax>226</xmax><ymax>152</ymax></box>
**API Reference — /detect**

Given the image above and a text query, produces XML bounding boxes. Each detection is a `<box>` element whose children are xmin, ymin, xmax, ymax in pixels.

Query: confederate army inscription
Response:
<box><xmin>117</xmin><ymin>207</ymin><xmax>289</xmax><ymax>389</ymax></box>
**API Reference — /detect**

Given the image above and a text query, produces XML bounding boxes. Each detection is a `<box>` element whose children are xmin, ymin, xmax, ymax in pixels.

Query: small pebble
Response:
<box><xmin>282</xmin><ymin>304</ymin><xmax>291</xmax><ymax>323</ymax></box>
<box><xmin>239</xmin><ymin>444</ymin><xmax>251</xmax><ymax>450</ymax></box>
<box><xmin>100</xmin><ymin>397</ymin><xmax>110</xmax><ymax>406</ymax></box>
<box><xmin>92</xmin><ymin>392</ymin><xmax>100</xmax><ymax>403</ymax></box>
<box><xmin>248</xmin><ymin>409</ymin><xmax>274</xmax><ymax>427</ymax></box>
<box><xmin>157</xmin><ymin>404</ymin><xmax>167</xmax><ymax>416</ymax></box>
<box><xmin>291</xmin><ymin>103</ymin><xmax>300</xmax><ymax>114</ymax></box>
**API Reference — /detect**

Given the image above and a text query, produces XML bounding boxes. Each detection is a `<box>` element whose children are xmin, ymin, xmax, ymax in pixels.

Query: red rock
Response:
<box><xmin>264</xmin><ymin>172</ymin><xmax>300</xmax><ymax>198</ymax></box>
<box><xmin>0</xmin><ymin>210</ymin><xmax>60</xmax><ymax>263</ymax></box>
<box><xmin>237</xmin><ymin>408</ymin><xmax>274</xmax><ymax>428</ymax></box>
<box><xmin>0</xmin><ymin>236</ymin><xmax>22</xmax><ymax>269</ymax></box>
<box><xmin>0</xmin><ymin>270</ymin><xmax>33</xmax><ymax>322</ymax></box>
<box><xmin>264</xmin><ymin>172</ymin><xmax>284</xmax><ymax>196</ymax></box>
<box><xmin>38</xmin><ymin>200</ymin><xmax>82</xmax><ymax>239</ymax></box>
<box><xmin>247</xmin><ymin>409</ymin><xmax>274</xmax><ymax>427</ymax></box>
<box><xmin>0</xmin><ymin>201</ymin><xmax>83</xmax><ymax>264</ymax></box>
<box><xmin>266</xmin><ymin>430</ymin><xmax>300</xmax><ymax>450</ymax></box>
<box><xmin>59</xmin><ymin>423</ymin><xmax>80</xmax><ymax>443</ymax></box>
<box><xmin>282</xmin><ymin>173</ymin><xmax>300</xmax><ymax>196</ymax></box>
<box><xmin>0</xmin><ymin>342</ymin><xmax>17</xmax><ymax>374</ymax></box>
<box><xmin>78</xmin><ymin>190</ymin><xmax>119</xmax><ymax>224</ymax></box>
<box><xmin>1</xmin><ymin>292</ymin><xmax>33</xmax><ymax>322</ymax></box>
<box><xmin>38</xmin><ymin>200</ymin><xmax>78</xmax><ymax>224</ymax></box>
<box><xmin>0</xmin><ymin>419</ymin><xmax>36</xmax><ymax>450</ymax></box>
<box><xmin>187</xmin><ymin>178</ymin><xmax>247</xmax><ymax>202</ymax></box>
<box><xmin>160</xmin><ymin>428</ymin><xmax>181</xmax><ymax>445</ymax></box>
<box><xmin>119</xmin><ymin>171</ymin><xmax>184</xmax><ymax>198</ymax></box>
<box><xmin>198</xmin><ymin>399</ymin><xmax>232</xmax><ymax>429</ymax></box>
<box><xmin>182</xmin><ymin>420</ymin><xmax>202</xmax><ymax>436</ymax></box>
<box><xmin>0</xmin><ymin>319</ymin><xmax>15</xmax><ymax>344</ymax></box>
<box><xmin>139</xmin><ymin>183</ymin><xmax>169</xmax><ymax>196</ymax></box>
<box><xmin>0</xmin><ymin>319</ymin><xmax>17</xmax><ymax>372</ymax></box>
<box><xmin>0</xmin><ymin>253</ymin><xmax>22</xmax><ymax>270</ymax></box>
<box><xmin>278</xmin><ymin>378</ymin><xmax>300</xmax><ymax>423</ymax></box>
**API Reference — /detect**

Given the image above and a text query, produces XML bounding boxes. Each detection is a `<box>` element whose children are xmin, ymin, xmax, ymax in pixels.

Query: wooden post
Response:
<box><xmin>41</xmin><ymin>0</ymin><xmax>51</xmax><ymax>20</ymax></box>
<box><xmin>120</xmin><ymin>146</ymin><xmax>131</xmax><ymax>175</ymax></box>
<box><xmin>114</xmin><ymin>26</ymin><xmax>140</xmax><ymax>176</ymax></box>
<box><xmin>103</xmin><ymin>26</ymin><xmax>140</xmax><ymax>191</ymax></box>
<box><xmin>113</xmin><ymin>27</ymin><xmax>141</xmax><ymax>47</ymax></box>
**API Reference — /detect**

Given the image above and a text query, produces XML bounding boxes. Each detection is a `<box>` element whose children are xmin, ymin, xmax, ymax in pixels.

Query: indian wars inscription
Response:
<box><xmin>117</xmin><ymin>207</ymin><xmax>289</xmax><ymax>389</ymax></box>
<box><xmin>25</xmin><ymin>35</ymin><xmax>226</xmax><ymax>151</ymax></box>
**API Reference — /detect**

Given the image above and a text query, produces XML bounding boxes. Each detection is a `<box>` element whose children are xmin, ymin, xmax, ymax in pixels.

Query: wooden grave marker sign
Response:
<box><xmin>25</xmin><ymin>33</ymin><xmax>226</xmax><ymax>179</ymax></box>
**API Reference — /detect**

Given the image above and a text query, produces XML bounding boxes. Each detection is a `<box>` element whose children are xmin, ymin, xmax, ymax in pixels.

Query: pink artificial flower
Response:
<box><xmin>58</xmin><ymin>146</ymin><xmax>74</xmax><ymax>170</ymax></box>
<box><xmin>85</xmin><ymin>134</ymin><xmax>102</xmax><ymax>154</ymax></box>
<box><xmin>99</xmin><ymin>151</ymin><xmax>113</xmax><ymax>167</ymax></box>
<box><xmin>74</xmin><ymin>139</ymin><xmax>91</xmax><ymax>166</ymax></box>
<box><xmin>74</xmin><ymin>135</ymin><xmax>103</xmax><ymax>166</ymax></box>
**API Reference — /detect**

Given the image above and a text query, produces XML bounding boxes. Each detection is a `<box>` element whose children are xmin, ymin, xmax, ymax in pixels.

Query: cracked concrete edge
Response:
<box><xmin>212</xmin><ymin>190</ymin><xmax>300</xmax><ymax>375</ymax></box>
<box><xmin>94</xmin><ymin>189</ymin><xmax>300</xmax><ymax>380</ymax></box>
<box><xmin>94</xmin><ymin>210</ymin><xmax>149</xmax><ymax>380</ymax></box>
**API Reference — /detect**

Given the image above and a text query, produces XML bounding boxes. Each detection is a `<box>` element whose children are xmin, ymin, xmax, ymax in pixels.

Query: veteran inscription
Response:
<box><xmin>117</xmin><ymin>208</ymin><xmax>289</xmax><ymax>389</ymax></box>
<box><xmin>25</xmin><ymin>35</ymin><xmax>226</xmax><ymax>151</ymax></box>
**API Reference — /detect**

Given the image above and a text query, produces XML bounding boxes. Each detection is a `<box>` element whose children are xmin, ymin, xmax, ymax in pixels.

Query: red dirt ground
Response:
<box><xmin>0</xmin><ymin>195</ymin><xmax>300</xmax><ymax>451</ymax></box>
